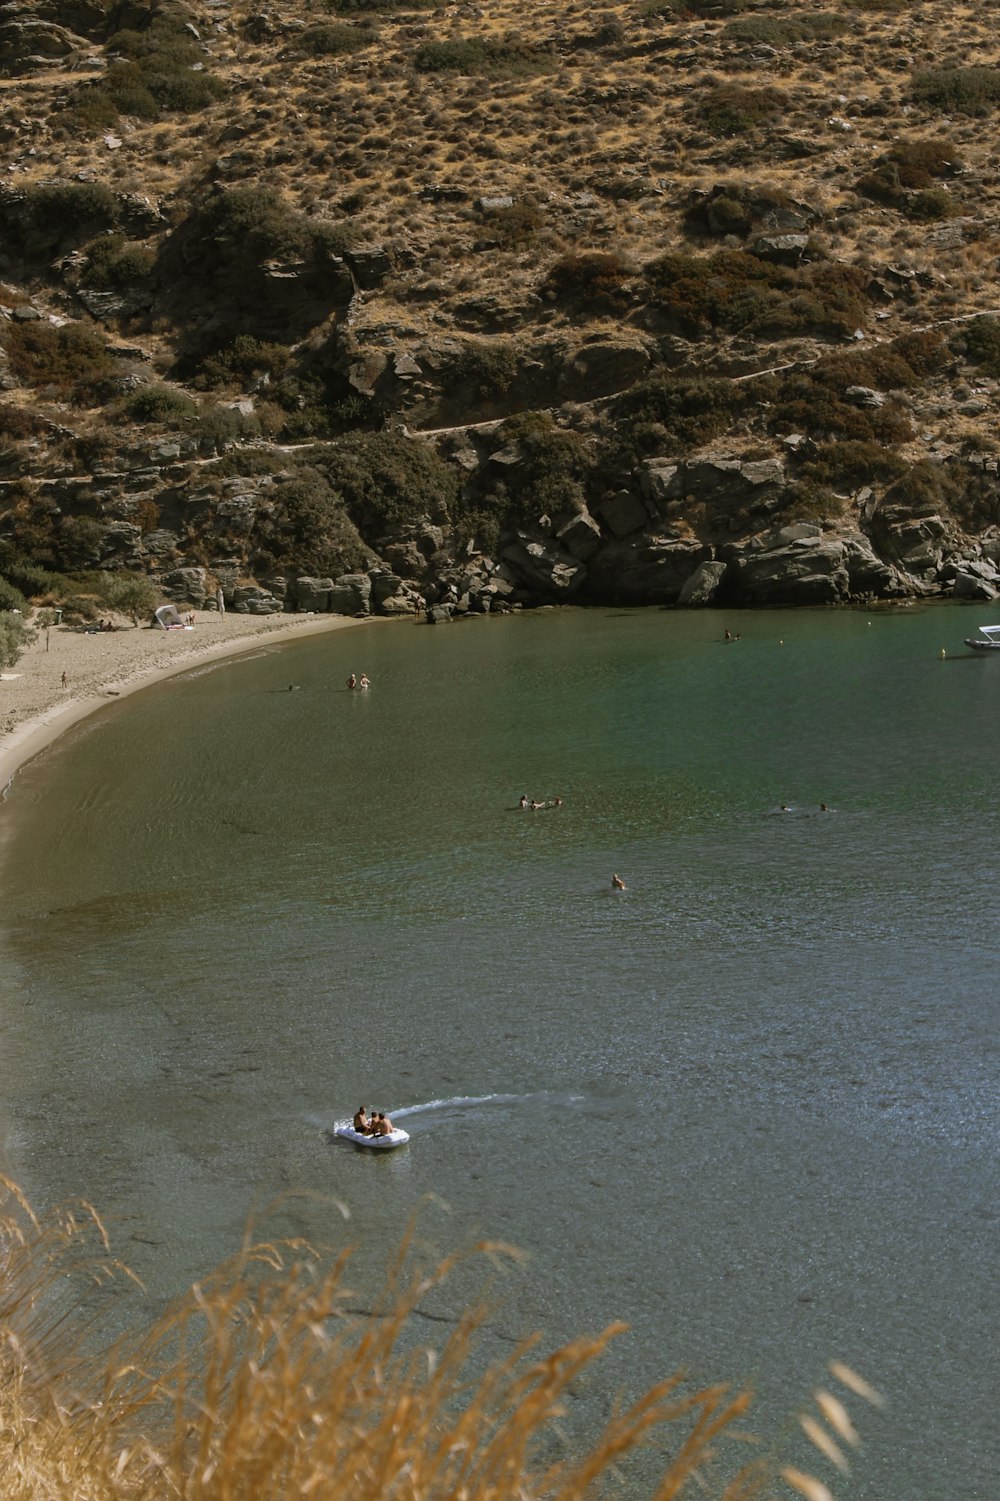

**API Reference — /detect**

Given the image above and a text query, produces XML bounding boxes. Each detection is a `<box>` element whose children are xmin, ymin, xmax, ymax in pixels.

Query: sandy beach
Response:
<box><xmin>0</xmin><ymin>610</ymin><xmax>374</xmax><ymax>792</ymax></box>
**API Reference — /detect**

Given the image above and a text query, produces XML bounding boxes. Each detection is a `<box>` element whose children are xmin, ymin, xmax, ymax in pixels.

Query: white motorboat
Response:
<box><xmin>334</xmin><ymin>1122</ymin><xmax>410</xmax><ymax>1150</ymax></box>
<box><xmin>964</xmin><ymin>624</ymin><xmax>1000</xmax><ymax>651</ymax></box>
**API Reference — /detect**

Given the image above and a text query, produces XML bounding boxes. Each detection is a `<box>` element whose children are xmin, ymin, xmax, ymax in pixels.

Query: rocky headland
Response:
<box><xmin>3</xmin><ymin>0</ymin><xmax>1000</xmax><ymax>620</ymax></box>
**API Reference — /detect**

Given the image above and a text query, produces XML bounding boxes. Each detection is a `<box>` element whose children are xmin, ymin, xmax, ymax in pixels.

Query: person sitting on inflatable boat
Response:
<box><xmin>353</xmin><ymin>1105</ymin><xmax>373</xmax><ymax>1135</ymax></box>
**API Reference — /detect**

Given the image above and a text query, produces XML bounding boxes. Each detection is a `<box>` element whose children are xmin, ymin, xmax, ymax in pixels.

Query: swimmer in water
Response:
<box><xmin>611</xmin><ymin>873</ymin><xmax>626</xmax><ymax>890</ymax></box>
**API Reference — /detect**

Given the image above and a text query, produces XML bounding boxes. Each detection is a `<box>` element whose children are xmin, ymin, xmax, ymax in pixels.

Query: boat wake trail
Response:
<box><xmin>392</xmin><ymin>1092</ymin><xmax>583</xmax><ymax>1123</ymax></box>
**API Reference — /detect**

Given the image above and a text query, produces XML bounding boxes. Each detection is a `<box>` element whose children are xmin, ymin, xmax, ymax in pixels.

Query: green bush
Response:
<box><xmin>465</xmin><ymin>413</ymin><xmax>593</xmax><ymax>532</ymax></box>
<box><xmin>0</xmin><ymin>611</ymin><xmax>30</xmax><ymax>668</ymax></box>
<box><xmin>181</xmin><ymin>186</ymin><xmax>353</xmax><ymax>266</ymax></box>
<box><xmin>957</xmin><ymin>317</ymin><xmax>1000</xmax><ymax>375</ymax></box>
<box><xmin>724</xmin><ymin>13</ymin><xmax>849</xmax><ymax>44</ymax></box>
<box><xmin>451</xmin><ymin>342</ymin><xmax>520</xmax><ymax>402</ymax></box>
<box><xmin>64</xmin><ymin>16</ymin><xmax>226</xmax><ymax>131</ymax></box>
<box><xmin>250</xmin><ymin>468</ymin><xmax>370</xmax><ymax>577</ymax></box>
<box><xmin>199</xmin><ymin>336</ymin><xmax>291</xmax><ymax>389</ymax></box>
<box><xmin>912</xmin><ymin>67</ymin><xmax>1000</xmax><ymax>114</ymax></box>
<box><xmin>7</xmin><ymin>181</ymin><xmax>120</xmax><ymax>256</ymax></box>
<box><xmin>311</xmin><ymin>432</ymin><xmax>461</xmax><ymax>536</ymax></box>
<box><xmin>120</xmin><ymin>385</ymin><xmax>198</xmax><ymax>424</ymax></box>
<box><xmin>414</xmin><ymin>36</ymin><xmax>553</xmax><ymax>79</ymax></box>
<box><xmin>905</xmin><ymin>187</ymin><xmax>958</xmax><ymax>222</ymax></box>
<box><xmin>97</xmin><ymin>570</ymin><xmax>160</xmax><ymax>623</ymax></box>
<box><xmin>684</xmin><ymin>183</ymin><xmax>805</xmax><ymax>238</ymax></box>
<box><xmin>2</xmin><ymin>321</ymin><xmax>116</xmax><ymax>399</ymax></box>
<box><xmin>296</xmin><ymin>23</ymin><xmax>372</xmax><ymax>54</ymax></box>
<box><xmin>80</xmin><ymin>234</ymin><xmax>156</xmax><ymax>289</ymax></box>
<box><xmin>326</xmin><ymin>0</ymin><xmax>434</xmax><ymax>9</ymax></box>
<box><xmin>0</xmin><ymin>579</ymin><xmax>28</xmax><ymax>615</ymax></box>
<box><xmin>764</xmin><ymin>365</ymin><xmax>914</xmax><ymax>445</ymax></box>
<box><xmin>609</xmin><ymin>376</ymin><xmax>744</xmax><ymax>456</ymax></box>
<box><xmin>696</xmin><ymin>85</ymin><xmax>788</xmax><ymax>139</ymax></box>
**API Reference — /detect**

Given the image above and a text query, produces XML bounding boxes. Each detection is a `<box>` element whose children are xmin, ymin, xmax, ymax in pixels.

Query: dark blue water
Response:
<box><xmin>0</xmin><ymin>604</ymin><xmax>995</xmax><ymax>1497</ymax></box>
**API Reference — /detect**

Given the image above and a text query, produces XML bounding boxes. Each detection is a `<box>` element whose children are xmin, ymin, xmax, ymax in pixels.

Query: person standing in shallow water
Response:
<box><xmin>347</xmin><ymin>673</ymin><xmax>357</xmax><ymax>690</ymax></box>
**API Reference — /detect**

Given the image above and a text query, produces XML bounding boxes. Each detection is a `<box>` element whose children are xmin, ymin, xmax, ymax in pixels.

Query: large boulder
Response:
<box><xmin>294</xmin><ymin>576</ymin><xmax>334</xmax><ymax>611</ymax></box>
<box><xmin>678</xmin><ymin>559</ymin><xmax>726</xmax><ymax>606</ymax></box>
<box><xmin>328</xmin><ymin>573</ymin><xmax>372</xmax><ymax>615</ymax></box>
<box><xmin>586</xmin><ymin>535</ymin><xmax>711</xmax><ymax>605</ymax></box>
<box><xmin>499</xmin><ymin>535</ymin><xmax>587</xmax><ymax>598</ymax></box>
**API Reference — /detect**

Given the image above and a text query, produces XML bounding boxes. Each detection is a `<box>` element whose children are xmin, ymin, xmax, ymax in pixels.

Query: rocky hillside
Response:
<box><xmin>4</xmin><ymin>0</ymin><xmax>1000</xmax><ymax>618</ymax></box>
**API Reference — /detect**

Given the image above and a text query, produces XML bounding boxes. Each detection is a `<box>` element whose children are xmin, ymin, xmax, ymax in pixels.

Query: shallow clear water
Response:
<box><xmin>0</xmin><ymin>604</ymin><xmax>996</xmax><ymax>1496</ymax></box>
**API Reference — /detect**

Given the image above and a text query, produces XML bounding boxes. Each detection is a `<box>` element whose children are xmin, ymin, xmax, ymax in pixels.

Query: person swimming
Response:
<box><xmin>611</xmin><ymin>873</ymin><xmax>626</xmax><ymax>890</ymax></box>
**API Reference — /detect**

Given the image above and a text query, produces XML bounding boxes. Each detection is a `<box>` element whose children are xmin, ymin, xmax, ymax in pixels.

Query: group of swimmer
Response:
<box><xmin>518</xmin><ymin>794</ymin><xmax>562</xmax><ymax>810</ymax></box>
<box><xmin>347</xmin><ymin>673</ymin><xmax>371</xmax><ymax>691</ymax></box>
<box><xmin>352</xmin><ymin>1105</ymin><xmax>395</xmax><ymax>1137</ymax></box>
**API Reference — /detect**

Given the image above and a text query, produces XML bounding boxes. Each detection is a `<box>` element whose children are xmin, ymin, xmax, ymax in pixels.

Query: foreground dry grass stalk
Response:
<box><xmin>0</xmin><ymin>1178</ymin><xmax>878</xmax><ymax>1500</ymax></box>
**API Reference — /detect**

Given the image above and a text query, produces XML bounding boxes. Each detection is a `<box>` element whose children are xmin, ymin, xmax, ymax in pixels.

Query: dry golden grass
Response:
<box><xmin>0</xmin><ymin>1175</ymin><xmax>882</xmax><ymax>1501</ymax></box>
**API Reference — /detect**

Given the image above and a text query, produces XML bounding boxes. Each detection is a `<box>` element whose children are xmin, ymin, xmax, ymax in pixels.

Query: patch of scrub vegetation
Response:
<box><xmin>413</xmin><ymin>36</ymin><xmax>555</xmax><ymax>80</ymax></box>
<box><xmin>911</xmin><ymin>67</ymin><xmax>1000</xmax><ymax>114</ymax></box>
<box><xmin>63</xmin><ymin>14</ymin><xmax>226</xmax><ymax>131</ymax></box>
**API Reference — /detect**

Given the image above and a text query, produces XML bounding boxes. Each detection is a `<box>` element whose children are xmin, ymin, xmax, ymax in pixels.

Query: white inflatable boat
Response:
<box><xmin>335</xmin><ymin>1122</ymin><xmax>410</xmax><ymax>1150</ymax></box>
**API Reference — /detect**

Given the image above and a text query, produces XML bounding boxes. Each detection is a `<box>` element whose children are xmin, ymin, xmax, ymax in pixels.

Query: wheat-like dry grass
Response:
<box><xmin>0</xmin><ymin>1175</ymin><xmax>882</xmax><ymax>1501</ymax></box>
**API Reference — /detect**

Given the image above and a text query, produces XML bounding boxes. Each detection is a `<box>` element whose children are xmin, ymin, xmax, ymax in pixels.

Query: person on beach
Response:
<box><xmin>611</xmin><ymin>873</ymin><xmax>626</xmax><ymax>890</ymax></box>
<box><xmin>347</xmin><ymin>673</ymin><xmax>357</xmax><ymax>690</ymax></box>
<box><xmin>61</xmin><ymin>671</ymin><xmax>67</xmax><ymax>688</ymax></box>
<box><xmin>353</xmin><ymin>1106</ymin><xmax>373</xmax><ymax>1135</ymax></box>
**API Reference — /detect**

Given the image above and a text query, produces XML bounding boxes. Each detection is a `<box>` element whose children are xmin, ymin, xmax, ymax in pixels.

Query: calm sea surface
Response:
<box><xmin>0</xmin><ymin>604</ymin><xmax>996</xmax><ymax>1496</ymax></box>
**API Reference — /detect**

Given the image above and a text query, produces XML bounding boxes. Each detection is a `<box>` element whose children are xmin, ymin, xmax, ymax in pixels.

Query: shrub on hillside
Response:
<box><xmin>609</xmin><ymin>376</ymin><xmax>745</xmax><ymax>457</ymax></box>
<box><xmin>723</xmin><ymin>13</ymin><xmax>850</xmax><ymax>44</ymax></box>
<box><xmin>312</xmin><ymin>432</ymin><xmax>461</xmax><ymax>536</ymax></box>
<box><xmin>250</xmin><ymin>468</ymin><xmax>370</xmax><ymax>578</ymax></box>
<box><xmin>487</xmin><ymin>412</ymin><xmax>593</xmax><ymax>527</ymax></box>
<box><xmin>119</xmin><ymin>384</ymin><xmax>198</xmax><ymax>424</ymax></box>
<box><xmin>80</xmin><ymin>233</ymin><xmax>156</xmax><ymax>289</ymax></box>
<box><xmin>179</xmin><ymin>186</ymin><xmax>353</xmax><ymax>266</ymax></box>
<box><xmin>199</xmin><ymin>336</ymin><xmax>292</xmax><ymax>390</ymax></box>
<box><xmin>540</xmin><ymin>251</ymin><xmax>633</xmax><ymax>311</ymax></box>
<box><xmin>0</xmin><ymin>404</ymin><xmax>48</xmax><ymax>440</ymax></box>
<box><xmin>764</xmin><ymin>366</ymin><xmax>914</xmax><ymax>445</ymax></box>
<box><xmin>64</xmin><ymin>15</ymin><xmax>225</xmax><ymax>130</ymax></box>
<box><xmin>451</xmin><ymin>342</ymin><xmax>520</xmax><ymax>402</ymax></box>
<box><xmin>797</xmin><ymin>441</ymin><xmax>909</xmax><ymax>489</ymax></box>
<box><xmin>684</xmin><ymin>183</ymin><xmax>810</xmax><ymax>239</ymax></box>
<box><xmin>5</xmin><ymin>181</ymin><xmax>120</xmax><ymax>256</ymax></box>
<box><xmin>857</xmin><ymin>138</ymin><xmax>962</xmax><ymax>216</ymax></box>
<box><xmin>2</xmin><ymin>321</ymin><xmax>116</xmax><ymax>400</ymax></box>
<box><xmin>955</xmin><ymin>316</ymin><xmax>1000</xmax><ymax>375</ymax></box>
<box><xmin>695</xmin><ymin>84</ymin><xmax>789</xmax><ymax>139</ymax></box>
<box><xmin>643</xmin><ymin>249</ymin><xmax>869</xmax><ymax>340</ymax></box>
<box><xmin>326</xmin><ymin>0</ymin><xmax>434</xmax><ymax>9</ymax></box>
<box><xmin>296</xmin><ymin>23</ymin><xmax>372</xmax><ymax>54</ymax></box>
<box><xmin>414</xmin><ymin>36</ymin><xmax>553</xmax><ymax>79</ymax></box>
<box><xmin>912</xmin><ymin>67</ymin><xmax>1000</xmax><ymax>114</ymax></box>
<box><xmin>477</xmin><ymin>199</ymin><xmax>545</xmax><ymax>248</ymax></box>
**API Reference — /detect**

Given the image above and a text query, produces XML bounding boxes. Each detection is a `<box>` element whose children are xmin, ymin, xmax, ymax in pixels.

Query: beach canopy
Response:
<box><xmin>153</xmin><ymin>604</ymin><xmax>184</xmax><ymax>630</ymax></box>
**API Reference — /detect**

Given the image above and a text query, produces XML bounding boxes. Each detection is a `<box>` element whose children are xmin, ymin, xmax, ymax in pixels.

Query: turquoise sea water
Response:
<box><xmin>0</xmin><ymin>603</ymin><xmax>996</xmax><ymax>1496</ymax></box>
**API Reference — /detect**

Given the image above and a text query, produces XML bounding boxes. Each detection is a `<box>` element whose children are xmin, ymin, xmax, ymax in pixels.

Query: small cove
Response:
<box><xmin>0</xmin><ymin>602</ymin><xmax>995</xmax><ymax>1498</ymax></box>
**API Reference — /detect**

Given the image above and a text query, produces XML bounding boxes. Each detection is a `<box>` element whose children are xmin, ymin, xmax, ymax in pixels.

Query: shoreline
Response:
<box><xmin>0</xmin><ymin>611</ymin><xmax>376</xmax><ymax>795</ymax></box>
